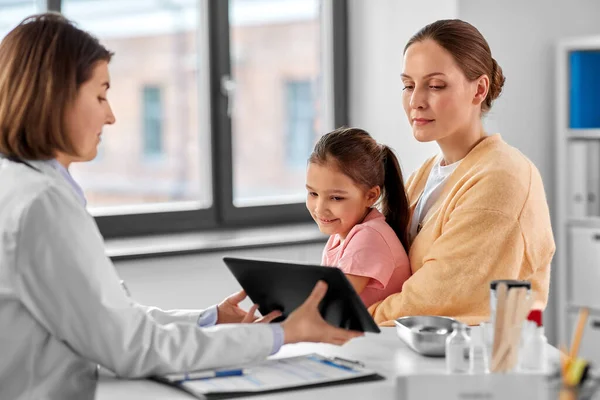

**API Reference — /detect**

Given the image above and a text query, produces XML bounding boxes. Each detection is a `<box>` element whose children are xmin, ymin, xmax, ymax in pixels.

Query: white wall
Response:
<box><xmin>349</xmin><ymin>0</ymin><xmax>600</xmax><ymax>183</ymax></box>
<box><xmin>347</xmin><ymin>0</ymin><xmax>457</xmax><ymax>177</ymax></box>
<box><xmin>458</xmin><ymin>0</ymin><xmax>600</xmax><ymax>206</ymax></box>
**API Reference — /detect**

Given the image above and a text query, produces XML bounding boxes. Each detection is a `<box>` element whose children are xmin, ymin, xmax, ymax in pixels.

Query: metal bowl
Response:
<box><xmin>394</xmin><ymin>316</ymin><xmax>466</xmax><ymax>357</ymax></box>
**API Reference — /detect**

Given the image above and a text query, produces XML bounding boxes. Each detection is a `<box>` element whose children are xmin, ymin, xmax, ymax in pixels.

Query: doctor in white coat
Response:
<box><xmin>0</xmin><ymin>13</ymin><xmax>363</xmax><ymax>400</ymax></box>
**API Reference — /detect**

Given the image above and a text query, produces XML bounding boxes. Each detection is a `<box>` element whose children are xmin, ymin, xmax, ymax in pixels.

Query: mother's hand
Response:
<box><xmin>216</xmin><ymin>290</ymin><xmax>281</xmax><ymax>324</ymax></box>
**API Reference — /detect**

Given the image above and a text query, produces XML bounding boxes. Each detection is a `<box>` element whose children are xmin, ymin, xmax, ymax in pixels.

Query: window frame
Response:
<box><xmin>44</xmin><ymin>0</ymin><xmax>348</xmax><ymax>238</ymax></box>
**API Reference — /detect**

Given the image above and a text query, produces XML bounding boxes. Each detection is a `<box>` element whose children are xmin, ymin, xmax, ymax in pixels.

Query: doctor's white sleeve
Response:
<box><xmin>133</xmin><ymin>303</ymin><xmax>217</xmax><ymax>326</ymax></box>
<box><xmin>13</xmin><ymin>187</ymin><xmax>275</xmax><ymax>377</ymax></box>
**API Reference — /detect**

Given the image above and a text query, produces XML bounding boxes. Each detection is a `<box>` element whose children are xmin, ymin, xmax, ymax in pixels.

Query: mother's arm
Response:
<box><xmin>369</xmin><ymin>207</ymin><xmax>527</xmax><ymax>326</ymax></box>
<box><xmin>370</xmin><ymin>166</ymin><xmax>555</xmax><ymax>328</ymax></box>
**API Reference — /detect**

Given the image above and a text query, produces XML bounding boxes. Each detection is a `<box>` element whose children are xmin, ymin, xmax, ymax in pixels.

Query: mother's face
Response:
<box><xmin>401</xmin><ymin>39</ymin><xmax>483</xmax><ymax>143</ymax></box>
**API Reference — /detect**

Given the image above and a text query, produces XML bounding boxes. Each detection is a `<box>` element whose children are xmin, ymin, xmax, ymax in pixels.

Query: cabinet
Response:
<box><xmin>568</xmin><ymin>227</ymin><xmax>600</xmax><ymax>308</ymax></box>
<box><xmin>555</xmin><ymin>36</ymin><xmax>600</xmax><ymax>351</ymax></box>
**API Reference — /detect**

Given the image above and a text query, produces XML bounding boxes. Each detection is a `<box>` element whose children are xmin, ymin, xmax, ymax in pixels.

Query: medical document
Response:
<box><xmin>161</xmin><ymin>353</ymin><xmax>381</xmax><ymax>398</ymax></box>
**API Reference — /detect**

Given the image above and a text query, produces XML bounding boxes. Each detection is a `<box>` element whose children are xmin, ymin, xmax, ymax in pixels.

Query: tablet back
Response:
<box><xmin>223</xmin><ymin>257</ymin><xmax>380</xmax><ymax>333</ymax></box>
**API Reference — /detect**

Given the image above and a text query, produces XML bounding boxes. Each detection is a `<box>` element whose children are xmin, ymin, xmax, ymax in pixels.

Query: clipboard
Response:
<box><xmin>222</xmin><ymin>257</ymin><xmax>381</xmax><ymax>333</ymax></box>
<box><xmin>155</xmin><ymin>353</ymin><xmax>384</xmax><ymax>399</ymax></box>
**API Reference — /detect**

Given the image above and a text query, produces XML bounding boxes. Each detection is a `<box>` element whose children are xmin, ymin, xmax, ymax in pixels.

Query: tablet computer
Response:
<box><xmin>222</xmin><ymin>257</ymin><xmax>381</xmax><ymax>333</ymax></box>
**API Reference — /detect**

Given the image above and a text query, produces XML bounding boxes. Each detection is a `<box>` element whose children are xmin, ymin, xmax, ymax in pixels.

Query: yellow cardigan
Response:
<box><xmin>368</xmin><ymin>134</ymin><xmax>555</xmax><ymax>326</ymax></box>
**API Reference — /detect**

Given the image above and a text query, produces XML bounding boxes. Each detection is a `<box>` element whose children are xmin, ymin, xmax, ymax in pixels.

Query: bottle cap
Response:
<box><xmin>451</xmin><ymin>322</ymin><xmax>468</xmax><ymax>332</ymax></box>
<box><xmin>490</xmin><ymin>280</ymin><xmax>531</xmax><ymax>291</ymax></box>
<box><xmin>527</xmin><ymin>309</ymin><xmax>543</xmax><ymax>327</ymax></box>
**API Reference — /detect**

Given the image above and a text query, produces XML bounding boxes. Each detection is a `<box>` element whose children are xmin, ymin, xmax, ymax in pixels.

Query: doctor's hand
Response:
<box><xmin>216</xmin><ymin>290</ymin><xmax>282</xmax><ymax>324</ymax></box>
<box><xmin>281</xmin><ymin>281</ymin><xmax>364</xmax><ymax>345</ymax></box>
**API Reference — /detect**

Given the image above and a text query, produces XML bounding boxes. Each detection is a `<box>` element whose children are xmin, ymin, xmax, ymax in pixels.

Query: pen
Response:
<box><xmin>332</xmin><ymin>356</ymin><xmax>365</xmax><ymax>368</ymax></box>
<box><xmin>318</xmin><ymin>359</ymin><xmax>353</xmax><ymax>371</ymax></box>
<box><xmin>173</xmin><ymin>368</ymin><xmax>250</xmax><ymax>382</ymax></box>
<box><xmin>307</xmin><ymin>354</ymin><xmax>364</xmax><ymax>370</ymax></box>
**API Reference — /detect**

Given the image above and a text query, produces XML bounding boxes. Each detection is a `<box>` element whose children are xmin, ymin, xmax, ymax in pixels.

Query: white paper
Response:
<box><xmin>178</xmin><ymin>354</ymin><xmax>375</xmax><ymax>395</ymax></box>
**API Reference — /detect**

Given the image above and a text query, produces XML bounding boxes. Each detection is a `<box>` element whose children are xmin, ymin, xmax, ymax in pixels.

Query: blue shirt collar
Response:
<box><xmin>43</xmin><ymin>159</ymin><xmax>87</xmax><ymax>207</ymax></box>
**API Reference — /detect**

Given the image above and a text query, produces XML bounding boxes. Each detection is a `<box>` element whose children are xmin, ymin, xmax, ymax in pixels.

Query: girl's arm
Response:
<box><xmin>345</xmin><ymin>274</ymin><xmax>370</xmax><ymax>294</ymax></box>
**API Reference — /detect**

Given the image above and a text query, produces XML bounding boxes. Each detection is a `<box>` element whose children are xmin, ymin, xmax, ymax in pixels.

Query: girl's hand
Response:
<box><xmin>216</xmin><ymin>290</ymin><xmax>281</xmax><ymax>324</ymax></box>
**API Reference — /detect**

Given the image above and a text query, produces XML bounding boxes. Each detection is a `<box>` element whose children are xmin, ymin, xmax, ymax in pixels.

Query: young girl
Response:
<box><xmin>305</xmin><ymin>127</ymin><xmax>411</xmax><ymax>308</ymax></box>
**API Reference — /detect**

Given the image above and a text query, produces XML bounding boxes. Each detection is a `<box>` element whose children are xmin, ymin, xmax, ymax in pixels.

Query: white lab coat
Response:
<box><xmin>0</xmin><ymin>159</ymin><xmax>275</xmax><ymax>400</ymax></box>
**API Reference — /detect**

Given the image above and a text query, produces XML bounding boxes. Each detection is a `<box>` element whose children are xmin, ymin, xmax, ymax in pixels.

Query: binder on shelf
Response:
<box><xmin>587</xmin><ymin>141</ymin><xmax>600</xmax><ymax>217</ymax></box>
<box><xmin>570</xmin><ymin>141</ymin><xmax>588</xmax><ymax>218</ymax></box>
<box><xmin>569</xmin><ymin>50</ymin><xmax>600</xmax><ymax>129</ymax></box>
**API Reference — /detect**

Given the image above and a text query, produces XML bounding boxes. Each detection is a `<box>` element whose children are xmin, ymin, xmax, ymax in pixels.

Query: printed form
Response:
<box><xmin>176</xmin><ymin>354</ymin><xmax>377</xmax><ymax>395</ymax></box>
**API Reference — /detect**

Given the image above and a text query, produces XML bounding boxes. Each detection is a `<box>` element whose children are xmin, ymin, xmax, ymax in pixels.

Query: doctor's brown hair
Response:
<box><xmin>0</xmin><ymin>13</ymin><xmax>113</xmax><ymax>160</ymax></box>
<box><xmin>309</xmin><ymin>127</ymin><xmax>410</xmax><ymax>251</ymax></box>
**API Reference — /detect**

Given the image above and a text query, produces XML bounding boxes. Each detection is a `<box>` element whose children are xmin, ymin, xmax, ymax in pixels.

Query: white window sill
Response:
<box><xmin>104</xmin><ymin>223</ymin><xmax>327</xmax><ymax>260</ymax></box>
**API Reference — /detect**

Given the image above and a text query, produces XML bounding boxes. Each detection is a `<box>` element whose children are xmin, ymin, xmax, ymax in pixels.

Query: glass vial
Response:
<box><xmin>446</xmin><ymin>323</ymin><xmax>471</xmax><ymax>373</ymax></box>
<box><xmin>469</xmin><ymin>344</ymin><xmax>489</xmax><ymax>374</ymax></box>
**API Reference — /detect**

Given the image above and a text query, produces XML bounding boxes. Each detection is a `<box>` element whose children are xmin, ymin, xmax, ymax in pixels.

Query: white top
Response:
<box><xmin>409</xmin><ymin>157</ymin><xmax>460</xmax><ymax>241</ymax></box>
<box><xmin>0</xmin><ymin>158</ymin><xmax>276</xmax><ymax>400</ymax></box>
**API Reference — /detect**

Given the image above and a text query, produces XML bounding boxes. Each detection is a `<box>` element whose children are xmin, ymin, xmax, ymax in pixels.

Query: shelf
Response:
<box><xmin>567</xmin><ymin>304</ymin><xmax>600</xmax><ymax>316</ymax></box>
<box><xmin>555</xmin><ymin>37</ymin><xmax>600</xmax><ymax>348</ymax></box>
<box><xmin>568</xmin><ymin>217</ymin><xmax>600</xmax><ymax>228</ymax></box>
<box><xmin>566</xmin><ymin>129</ymin><xmax>600</xmax><ymax>140</ymax></box>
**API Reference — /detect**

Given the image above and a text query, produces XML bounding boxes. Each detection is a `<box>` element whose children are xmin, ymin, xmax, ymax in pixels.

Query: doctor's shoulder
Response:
<box><xmin>0</xmin><ymin>162</ymin><xmax>75</xmax><ymax>219</ymax></box>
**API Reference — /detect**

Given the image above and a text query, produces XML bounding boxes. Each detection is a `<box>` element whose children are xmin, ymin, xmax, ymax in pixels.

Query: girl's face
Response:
<box><xmin>305</xmin><ymin>161</ymin><xmax>379</xmax><ymax>239</ymax></box>
<box><xmin>401</xmin><ymin>39</ymin><xmax>486</xmax><ymax>143</ymax></box>
<box><xmin>59</xmin><ymin>61</ymin><xmax>116</xmax><ymax>165</ymax></box>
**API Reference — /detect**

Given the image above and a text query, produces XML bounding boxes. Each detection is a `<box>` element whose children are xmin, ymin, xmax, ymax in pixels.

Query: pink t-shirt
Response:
<box><xmin>321</xmin><ymin>208</ymin><xmax>411</xmax><ymax>308</ymax></box>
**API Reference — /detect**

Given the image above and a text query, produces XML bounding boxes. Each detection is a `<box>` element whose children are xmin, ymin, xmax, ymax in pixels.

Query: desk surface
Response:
<box><xmin>96</xmin><ymin>327</ymin><xmax>558</xmax><ymax>400</ymax></box>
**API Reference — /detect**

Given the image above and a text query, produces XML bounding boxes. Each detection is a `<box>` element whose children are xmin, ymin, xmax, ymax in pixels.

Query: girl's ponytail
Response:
<box><xmin>380</xmin><ymin>145</ymin><xmax>410</xmax><ymax>251</ymax></box>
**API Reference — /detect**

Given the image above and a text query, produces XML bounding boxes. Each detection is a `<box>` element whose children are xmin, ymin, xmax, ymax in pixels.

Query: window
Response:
<box><xmin>62</xmin><ymin>0</ymin><xmax>213</xmax><ymax>231</ymax></box>
<box><xmin>228</xmin><ymin>0</ymin><xmax>325</xmax><ymax>208</ymax></box>
<box><xmin>285</xmin><ymin>80</ymin><xmax>315</xmax><ymax>170</ymax></box>
<box><xmin>22</xmin><ymin>0</ymin><xmax>348</xmax><ymax>237</ymax></box>
<box><xmin>142</xmin><ymin>85</ymin><xmax>164</xmax><ymax>158</ymax></box>
<box><xmin>0</xmin><ymin>0</ymin><xmax>42</xmax><ymax>41</ymax></box>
